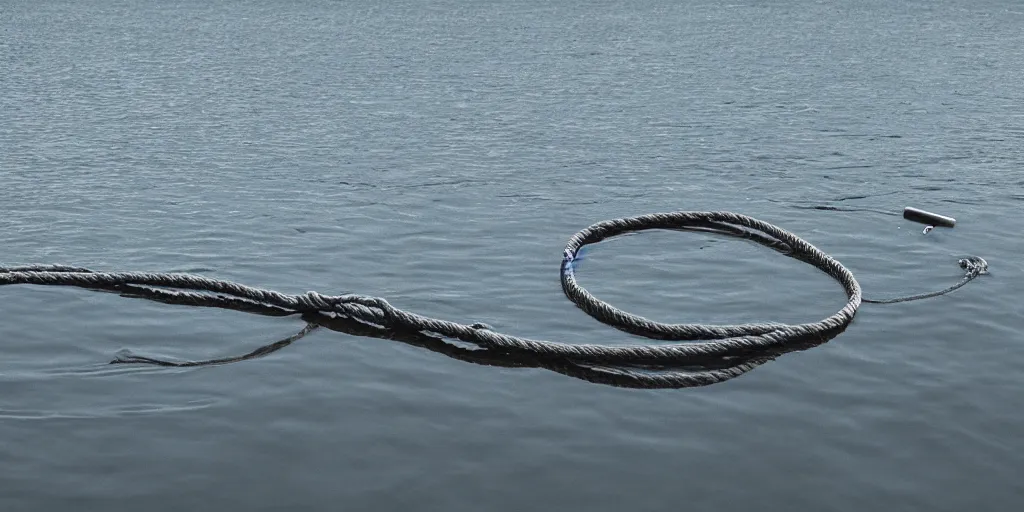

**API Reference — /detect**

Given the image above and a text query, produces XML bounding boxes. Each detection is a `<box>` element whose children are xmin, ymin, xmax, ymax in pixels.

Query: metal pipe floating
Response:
<box><xmin>903</xmin><ymin>207</ymin><xmax>956</xmax><ymax>228</ymax></box>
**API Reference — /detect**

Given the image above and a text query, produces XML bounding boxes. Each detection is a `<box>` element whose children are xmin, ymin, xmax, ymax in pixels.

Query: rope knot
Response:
<box><xmin>959</xmin><ymin>256</ymin><xmax>989</xmax><ymax>276</ymax></box>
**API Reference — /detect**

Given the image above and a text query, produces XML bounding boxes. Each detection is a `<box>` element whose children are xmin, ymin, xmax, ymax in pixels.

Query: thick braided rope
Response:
<box><xmin>0</xmin><ymin>211</ymin><xmax>987</xmax><ymax>388</ymax></box>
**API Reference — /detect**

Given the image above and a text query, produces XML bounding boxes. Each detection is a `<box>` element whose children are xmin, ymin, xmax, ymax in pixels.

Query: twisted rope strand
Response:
<box><xmin>0</xmin><ymin>211</ymin><xmax>988</xmax><ymax>388</ymax></box>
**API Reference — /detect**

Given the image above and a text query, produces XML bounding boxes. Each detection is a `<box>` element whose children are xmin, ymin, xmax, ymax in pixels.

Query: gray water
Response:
<box><xmin>3</xmin><ymin>0</ymin><xmax>1023</xmax><ymax>509</ymax></box>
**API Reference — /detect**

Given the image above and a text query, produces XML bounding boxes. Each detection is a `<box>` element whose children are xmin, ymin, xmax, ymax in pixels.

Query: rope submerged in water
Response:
<box><xmin>0</xmin><ymin>211</ymin><xmax>988</xmax><ymax>389</ymax></box>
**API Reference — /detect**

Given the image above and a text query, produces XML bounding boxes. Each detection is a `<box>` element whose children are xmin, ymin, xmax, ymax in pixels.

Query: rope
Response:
<box><xmin>0</xmin><ymin>211</ymin><xmax>988</xmax><ymax>389</ymax></box>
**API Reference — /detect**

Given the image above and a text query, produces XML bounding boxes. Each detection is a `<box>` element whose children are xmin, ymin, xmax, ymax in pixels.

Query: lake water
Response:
<box><xmin>2</xmin><ymin>0</ymin><xmax>1023</xmax><ymax>509</ymax></box>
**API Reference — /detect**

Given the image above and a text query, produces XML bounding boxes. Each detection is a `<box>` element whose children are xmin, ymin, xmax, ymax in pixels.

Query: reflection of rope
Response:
<box><xmin>0</xmin><ymin>212</ymin><xmax>989</xmax><ymax>389</ymax></box>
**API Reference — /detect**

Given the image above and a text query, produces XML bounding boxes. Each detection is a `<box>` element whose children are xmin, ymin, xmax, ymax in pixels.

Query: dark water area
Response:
<box><xmin>2</xmin><ymin>0</ymin><xmax>1023</xmax><ymax>509</ymax></box>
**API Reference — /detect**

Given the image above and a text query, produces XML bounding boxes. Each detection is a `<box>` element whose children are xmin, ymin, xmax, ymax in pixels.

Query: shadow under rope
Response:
<box><xmin>98</xmin><ymin>251</ymin><xmax>840</xmax><ymax>389</ymax></box>
<box><xmin>0</xmin><ymin>211</ymin><xmax>988</xmax><ymax>390</ymax></box>
<box><xmin>111</xmin><ymin>305</ymin><xmax>853</xmax><ymax>390</ymax></box>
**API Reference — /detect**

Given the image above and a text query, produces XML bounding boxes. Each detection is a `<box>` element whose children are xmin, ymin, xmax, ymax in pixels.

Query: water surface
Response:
<box><xmin>2</xmin><ymin>0</ymin><xmax>1023</xmax><ymax>509</ymax></box>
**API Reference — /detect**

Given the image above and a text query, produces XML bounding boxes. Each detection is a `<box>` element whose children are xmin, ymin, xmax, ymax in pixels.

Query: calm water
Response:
<box><xmin>3</xmin><ymin>0</ymin><xmax>1023</xmax><ymax>509</ymax></box>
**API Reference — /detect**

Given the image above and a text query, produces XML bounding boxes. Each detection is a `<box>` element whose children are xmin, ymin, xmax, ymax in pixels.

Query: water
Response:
<box><xmin>2</xmin><ymin>0</ymin><xmax>1023</xmax><ymax>509</ymax></box>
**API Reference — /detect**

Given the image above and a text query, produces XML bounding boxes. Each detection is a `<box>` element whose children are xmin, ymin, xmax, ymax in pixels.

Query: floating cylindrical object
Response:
<box><xmin>903</xmin><ymin>207</ymin><xmax>956</xmax><ymax>228</ymax></box>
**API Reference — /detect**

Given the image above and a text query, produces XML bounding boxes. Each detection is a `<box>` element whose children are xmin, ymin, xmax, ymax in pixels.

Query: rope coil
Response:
<box><xmin>0</xmin><ymin>211</ymin><xmax>988</xmax><ymax>389</ymax></box>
